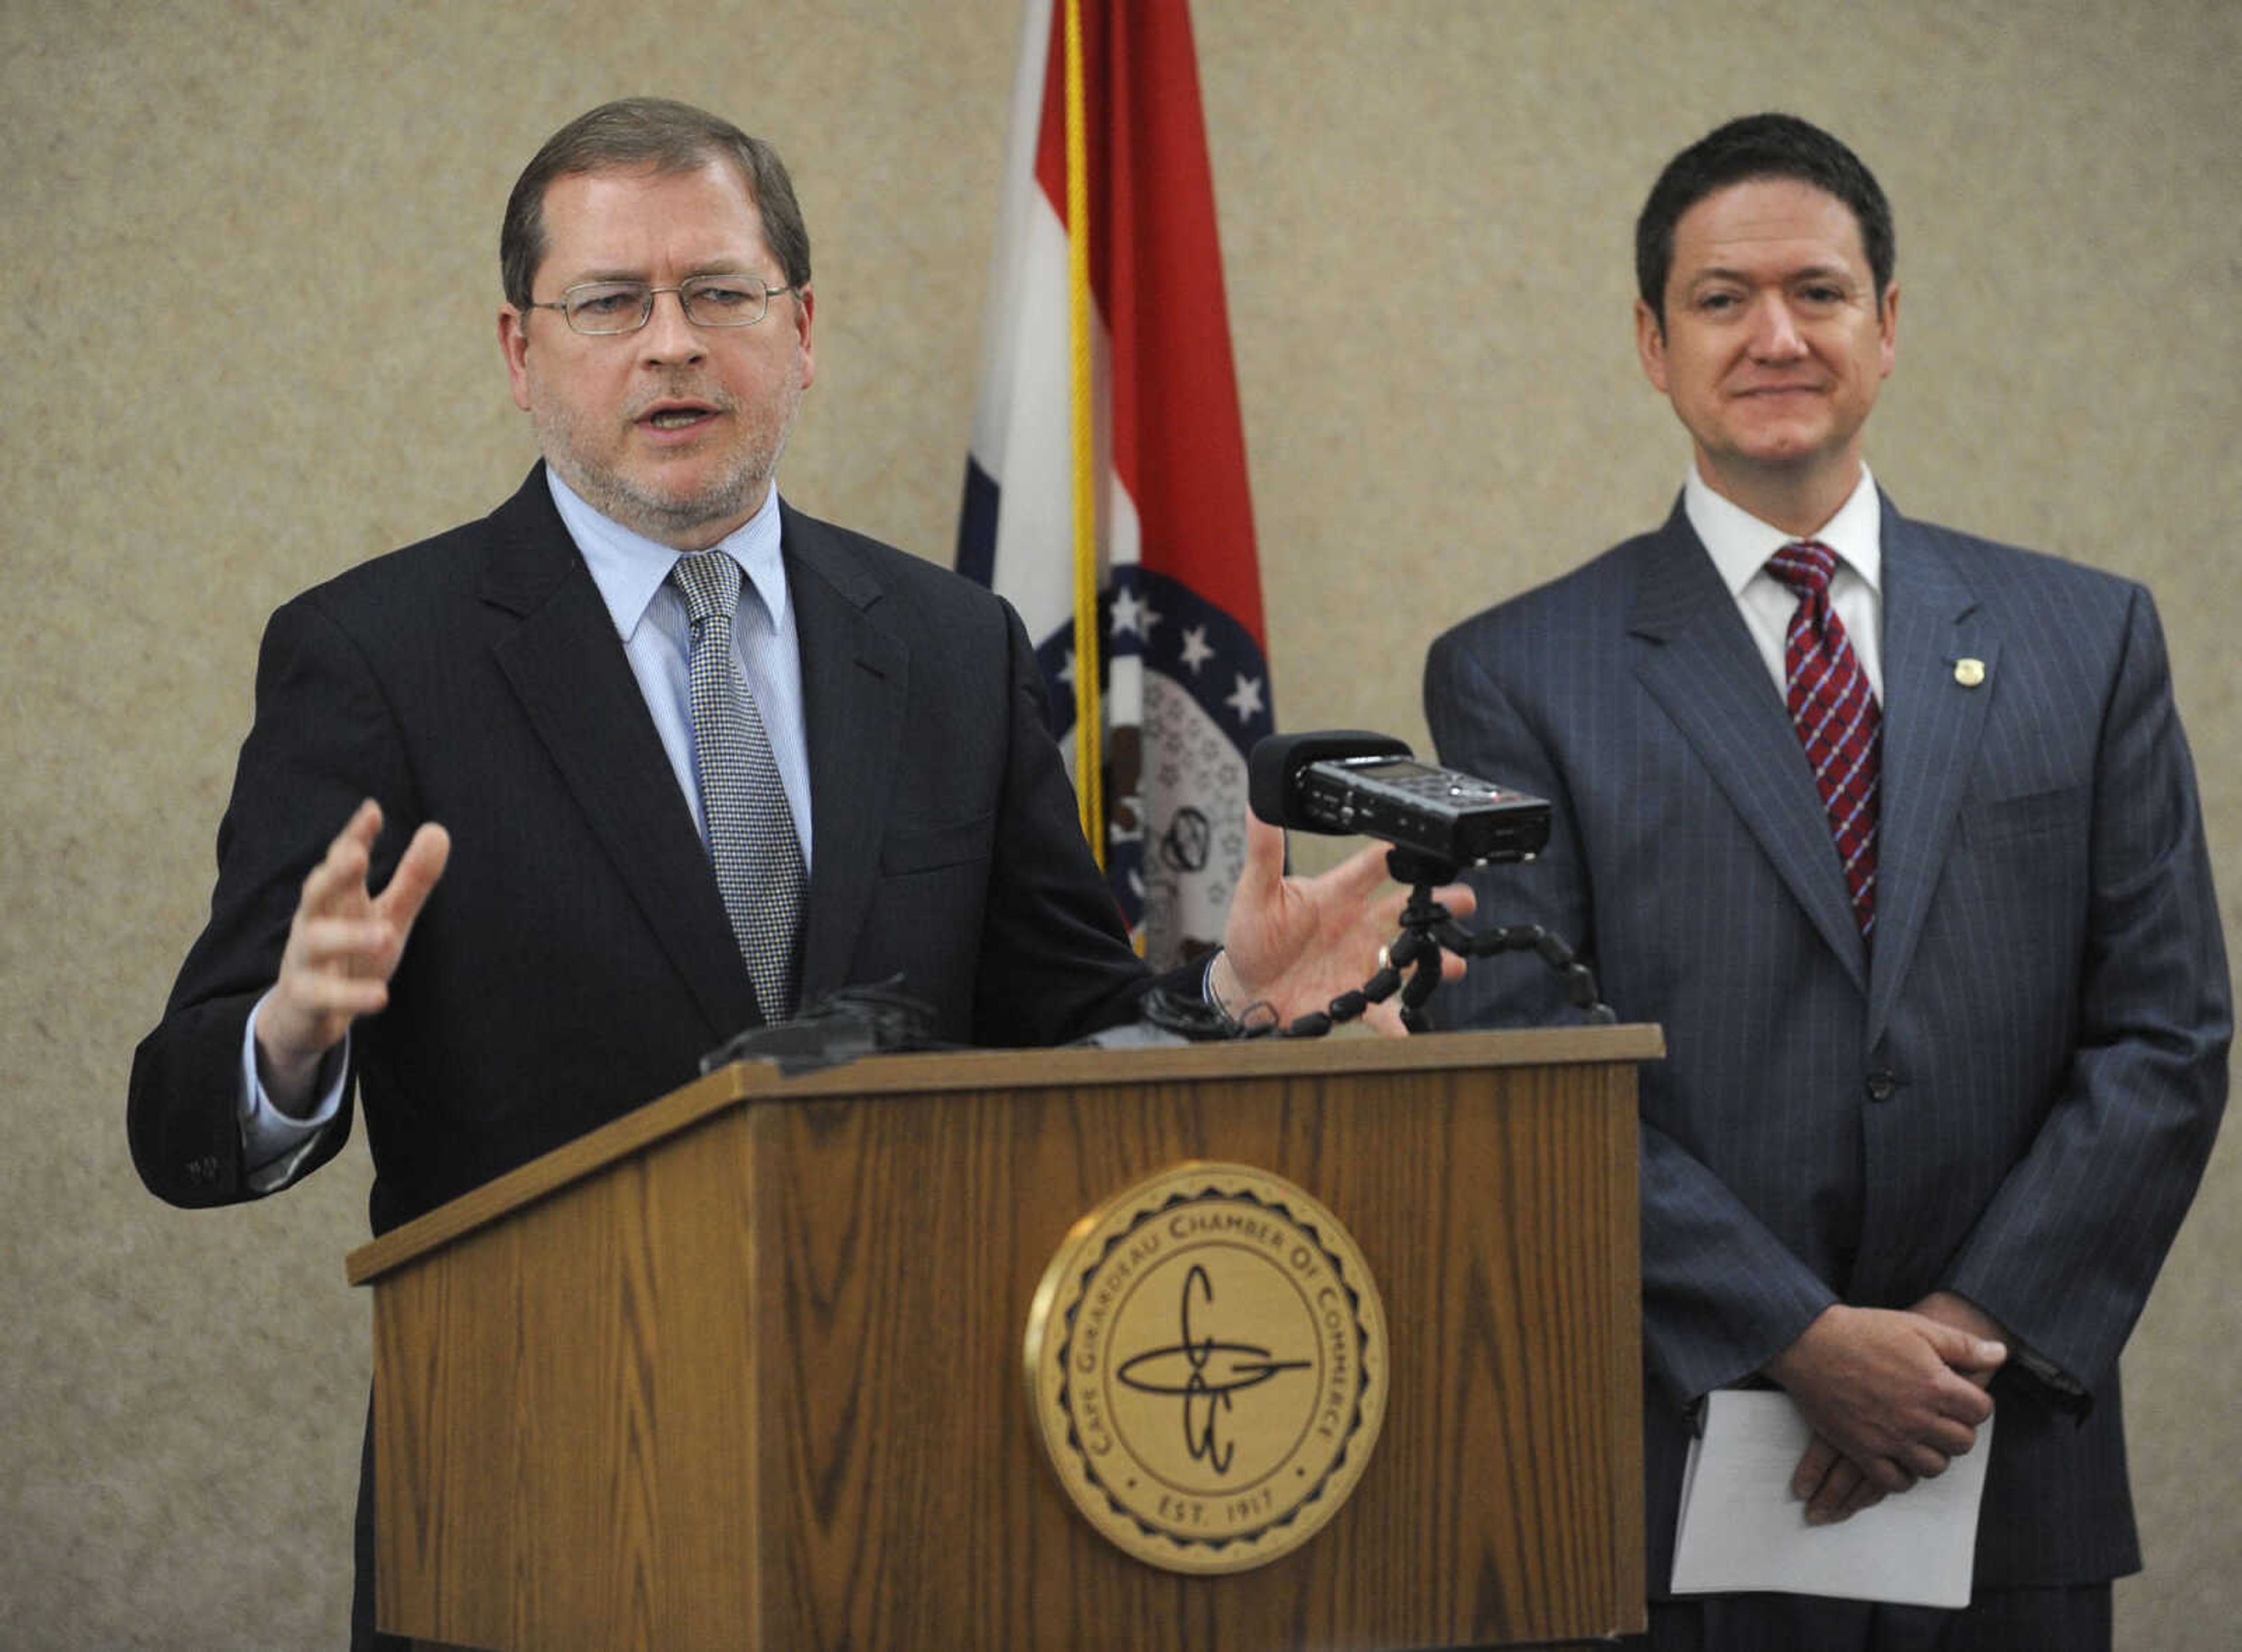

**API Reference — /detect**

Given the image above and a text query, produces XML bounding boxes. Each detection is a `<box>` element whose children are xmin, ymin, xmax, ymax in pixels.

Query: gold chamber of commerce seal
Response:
<box><xmin>1022</xmin><ymin>1162</ymin><xmax>1389</xmax><ymax>1573</ymax></box>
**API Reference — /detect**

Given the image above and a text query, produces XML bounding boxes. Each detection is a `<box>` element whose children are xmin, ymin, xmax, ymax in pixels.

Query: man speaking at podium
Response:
<box><xmin>1426</xmin><ymin>114</ymin><xmax>2227</xmax><ymax>1649</ymax></box>
<box><xmin>128</xmin><ymin>97</ymin><xmax>1446</xmax><ymax>1650</ymax></box>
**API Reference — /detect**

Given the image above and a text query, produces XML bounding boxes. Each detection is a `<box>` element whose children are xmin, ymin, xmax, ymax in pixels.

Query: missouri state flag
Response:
<box><xmin>956</xmin><ymin>0</ymin><xmax>1273</xmax><ymax>970</ymax></box>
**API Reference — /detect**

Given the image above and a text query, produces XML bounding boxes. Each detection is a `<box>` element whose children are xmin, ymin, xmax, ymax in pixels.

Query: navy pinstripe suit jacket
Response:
<box><xmin>1425</xmin><ymin>495</ymin><xmax>2229</xmax><ymax>1596</ymax></box>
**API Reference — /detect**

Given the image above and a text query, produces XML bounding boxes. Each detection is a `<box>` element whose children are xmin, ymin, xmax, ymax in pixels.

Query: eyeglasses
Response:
<box><xmin>525</xmin><ymin>273</ymin><xmax>796</xmax><ymax>336</ymax></box>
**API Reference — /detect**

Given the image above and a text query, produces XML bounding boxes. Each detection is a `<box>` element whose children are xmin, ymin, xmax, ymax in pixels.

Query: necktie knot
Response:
<box><xmin>1767</xmin><ymin>539</ymin><xmax>1838</xmax><ymax>600</ymax></box>
<box><xmin>670</xmin><ymin>550</ymin><xmax>742</xmax><ymax>626</ymax></box>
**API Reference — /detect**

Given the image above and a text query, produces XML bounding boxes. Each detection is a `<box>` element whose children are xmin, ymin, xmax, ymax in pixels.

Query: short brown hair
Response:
<box><xmin>499</xmin><ymin>97</ymin><xmax>812</xmax><ymax>308</ymax></box>
<box><xmin>1635</xmin><ymin>113</ymin><xmax>1893</xmax><ymax>329</ymax></box>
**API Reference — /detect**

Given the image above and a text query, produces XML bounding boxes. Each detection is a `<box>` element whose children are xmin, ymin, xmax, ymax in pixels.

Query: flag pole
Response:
<box><xmin>1061</xmin><ymin>0</ymin><xmax>1103</xmax><ymax>863</ymax></box>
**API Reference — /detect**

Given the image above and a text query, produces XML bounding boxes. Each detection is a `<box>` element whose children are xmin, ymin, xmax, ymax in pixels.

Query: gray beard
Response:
<box><xmin>533</xmin><ymin>378</ymin><xmax>802</xmax><ymax>549</ymax></box>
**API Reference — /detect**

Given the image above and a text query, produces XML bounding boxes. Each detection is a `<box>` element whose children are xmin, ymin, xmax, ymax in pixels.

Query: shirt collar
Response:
<box><xmin>544</xmin><ymin>466</ymin><xmax>789</xmax><ymax>640</ymax></box>
<box><xmin>1684</xmin><ymin>462</ymin><xmax>1884</xmax><ymax>599</ymax></box>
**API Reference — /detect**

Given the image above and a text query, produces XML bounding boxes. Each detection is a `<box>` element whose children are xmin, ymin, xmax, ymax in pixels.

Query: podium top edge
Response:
<box><xmin>345</xmin><ymin>1023</ymin><xmax>1662</xmax><ymax>1287</ymax></box>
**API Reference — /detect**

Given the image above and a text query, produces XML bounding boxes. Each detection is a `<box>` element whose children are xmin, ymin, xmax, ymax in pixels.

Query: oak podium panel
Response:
<box><xmin>346</xmin><ymin>1026</ymin><xmax>1660</xmax><ymax>1651</ymax></box>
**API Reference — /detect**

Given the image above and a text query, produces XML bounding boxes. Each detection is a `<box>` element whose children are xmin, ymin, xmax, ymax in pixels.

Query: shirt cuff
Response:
<box><xmin>238</xmin><ymin>991</ymin><xmax>348</xmax><ymax>1192</ymax></box>
<box><xmin>1201</xmin><ymin>950</ymin><xmax>1242</xmax><ymax>1029</ymax></box>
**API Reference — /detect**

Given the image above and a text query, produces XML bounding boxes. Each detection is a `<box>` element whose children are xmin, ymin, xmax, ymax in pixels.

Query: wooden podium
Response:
<box><xmin>346</xmin><ymin>1024</ymin><xmax>1660</xmax><ymax>1651</ymax></box>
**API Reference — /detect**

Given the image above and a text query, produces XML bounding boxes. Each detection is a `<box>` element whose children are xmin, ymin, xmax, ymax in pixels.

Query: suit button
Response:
<box><xmin>1866</xmin><ymin>1071</ymin><xmax>1899</xmax><ymax>1102</ymax></box>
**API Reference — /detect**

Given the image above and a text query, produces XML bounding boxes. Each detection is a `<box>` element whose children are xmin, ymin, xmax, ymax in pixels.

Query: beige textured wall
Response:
<box><xmin>4</xmin><ymin>1</ymin><xmax>2234</xmax><ymax>1646</ymax></box>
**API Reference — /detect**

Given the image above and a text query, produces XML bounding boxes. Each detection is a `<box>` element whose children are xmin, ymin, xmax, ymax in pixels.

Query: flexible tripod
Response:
<box><xmin>1275</xmin><ymin>846</ymin><xmax>1615</xmax><ymax>1037</ymax></box>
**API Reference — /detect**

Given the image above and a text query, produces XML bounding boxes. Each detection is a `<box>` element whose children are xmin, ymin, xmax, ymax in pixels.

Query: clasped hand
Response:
<box><xmin>1764</xmin><ymin>1293</ymin><xmax>2007</xmax><ymax>1526</ymax></box>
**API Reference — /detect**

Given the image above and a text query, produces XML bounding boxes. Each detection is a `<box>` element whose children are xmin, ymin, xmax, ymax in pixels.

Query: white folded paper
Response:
<box><xmin>1670</xmin><ymin>1388</ymin><xmax>1992</xmax><ymax>1609</ymax></box>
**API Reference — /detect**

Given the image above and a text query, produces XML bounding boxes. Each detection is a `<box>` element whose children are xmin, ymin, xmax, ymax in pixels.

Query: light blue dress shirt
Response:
<box><xmin>548</xmin><ymin>469</ymin><xmax>813</xmax><ymax>857</ymax></box>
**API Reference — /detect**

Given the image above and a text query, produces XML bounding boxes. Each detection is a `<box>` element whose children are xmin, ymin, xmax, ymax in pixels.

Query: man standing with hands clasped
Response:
<box><xmin>1426</xmin><ymin>113</ymin><xmax>2227</xmax><ymax>1649</ymax></box>
<box><xmin>130</xmin><ymin>97</ymin><xmax>1461</xmax><ymax>1650</ymax></box>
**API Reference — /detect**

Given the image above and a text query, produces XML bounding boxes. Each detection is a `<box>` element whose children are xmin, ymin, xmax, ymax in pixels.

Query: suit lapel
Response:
<box><xmin>479</xmin><ymin>470</ymin><xmax>761</xmax><ymax>1039</ymax></box>
<box><xmin>1628</xmin><ymin>504</ymin><xmax>1870</xmax><ymax>992</ymax></box>
<box><xmin>1865</xmin><ymin>501</ymin><xmax>1995</xmax><ymax>1045</ymax></box>
<box><xmin>781</xmin><ymin>506</ymin><xmax>910</xmax><ymax>1003</ymax></box>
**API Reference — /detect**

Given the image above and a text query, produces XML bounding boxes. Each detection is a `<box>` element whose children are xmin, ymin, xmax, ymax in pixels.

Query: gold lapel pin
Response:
<box><xmin>1954</xmin><ymin>657</ymin><xmax>1986</xmax><ymax>688</ymax></box>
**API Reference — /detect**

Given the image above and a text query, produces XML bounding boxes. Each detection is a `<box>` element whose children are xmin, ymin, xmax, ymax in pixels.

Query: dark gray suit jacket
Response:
<box><xmin>129</xmin><ymin>467</ymin><xmax>1174</xmax><ymax>1650</ymax></box>
<box><xmin>130</xmin><ymin>466</ymin><xmax>1155</xmax><ymax>1235</ymax></box>
<box><xmin>1425</xmin><ymin>496</ymin><xmax>2229</xmax><ymax>1595</ymax></box>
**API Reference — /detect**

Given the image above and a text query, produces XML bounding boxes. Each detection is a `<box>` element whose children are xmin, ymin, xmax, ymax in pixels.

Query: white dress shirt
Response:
<box><xmin>1683</xmin><ymin>461</ymin><xmax>1885</xmax><ymax>699</ymax></box>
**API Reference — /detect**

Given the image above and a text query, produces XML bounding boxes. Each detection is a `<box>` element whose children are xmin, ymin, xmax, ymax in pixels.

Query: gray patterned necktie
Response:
<box><xmin>669</xmin><ymin>550</ymin><xmax>806</xmax><ymax>1022</ymax></box>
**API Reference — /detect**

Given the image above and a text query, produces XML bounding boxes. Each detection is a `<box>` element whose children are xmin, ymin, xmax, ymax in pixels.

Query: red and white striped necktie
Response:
<box><xmin>1766</xmin><ymin>540</ymin><xmax>1880</xmax><ymax>940</ymax></box>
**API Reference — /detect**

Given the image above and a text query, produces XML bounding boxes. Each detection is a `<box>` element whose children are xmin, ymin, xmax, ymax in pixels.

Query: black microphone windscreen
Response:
<box><xmin>1247</xmin><ymin>730</ymin><xmax>1413</xmax><ymax>829</ymax></box>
